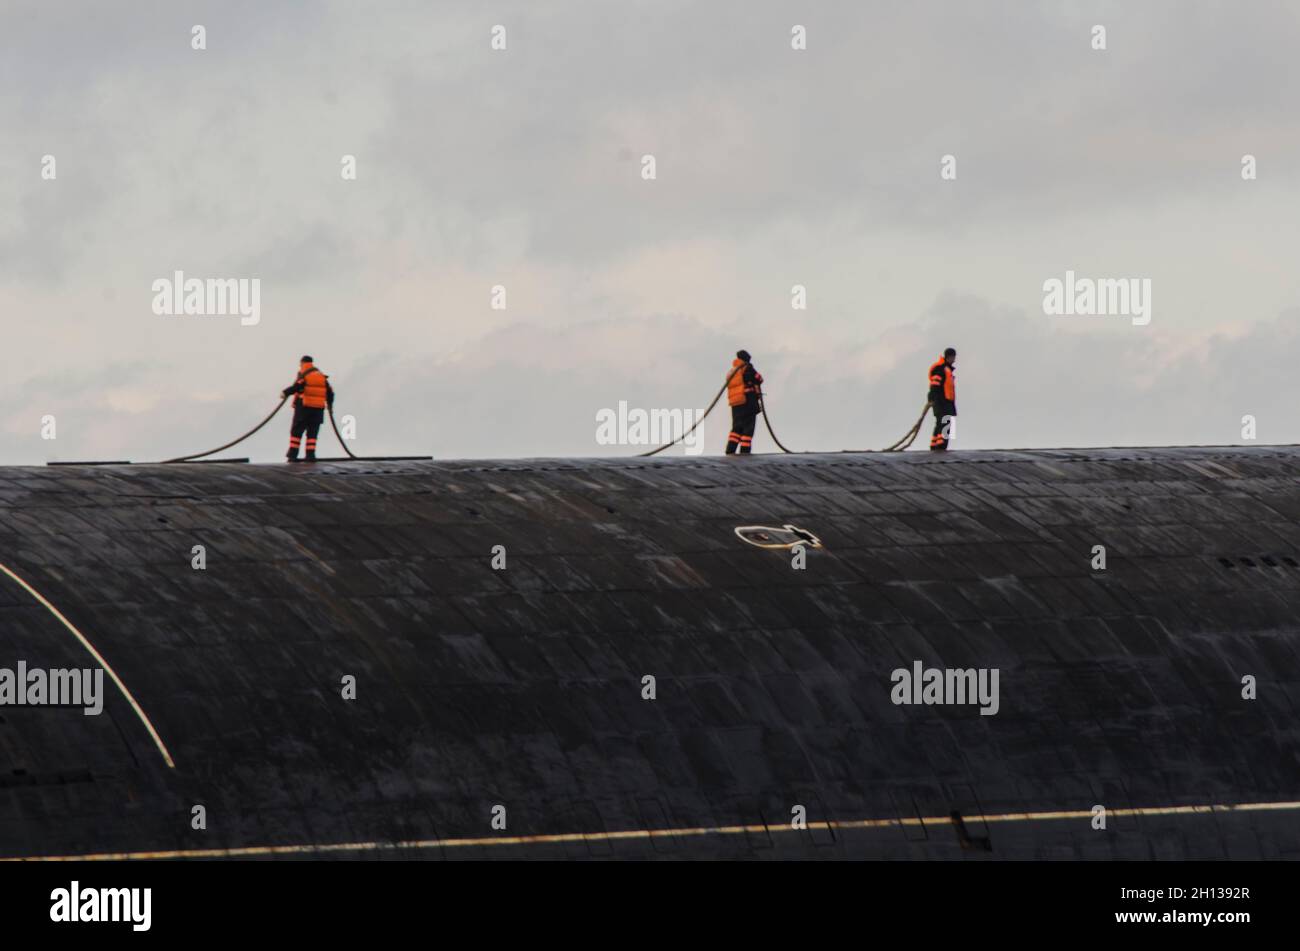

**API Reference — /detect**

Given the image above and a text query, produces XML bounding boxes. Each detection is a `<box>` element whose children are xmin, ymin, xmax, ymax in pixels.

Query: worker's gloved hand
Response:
<box><xmin>281</xmin><ymin>387</ymin><xmax>293</xmax><ymax>398</ymax></box>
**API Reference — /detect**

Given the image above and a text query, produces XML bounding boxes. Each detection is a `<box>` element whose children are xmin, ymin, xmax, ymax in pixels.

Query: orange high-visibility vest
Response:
<box><xmin>727</xmin><ymin>359</ymin><xmax>760</xmax><ymax>407</ymax></box>
<box><xmin>928</xmin><ymin>356</ymin><xmax>955</xmax><ymax>402</ymax></box>
<box><xmin>298</xmin><ymin>364</ymin><xmax>329</xmax><ymax>409</ymax></box>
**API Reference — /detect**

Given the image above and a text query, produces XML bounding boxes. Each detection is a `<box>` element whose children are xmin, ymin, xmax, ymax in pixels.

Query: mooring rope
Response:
<box><xmin>642</xmin><ymin>371</ymin><xmax>932</xmax><ymax>456</ymax></box>
<box><xmin>161</xmin><ymin>396</ymin><xmax>289</xmax><ymax>463</ymax></box>
<box><xmin>160</xmin><ymin>397</ymin><xmax>363</xmax><ymax>463</ymax></box>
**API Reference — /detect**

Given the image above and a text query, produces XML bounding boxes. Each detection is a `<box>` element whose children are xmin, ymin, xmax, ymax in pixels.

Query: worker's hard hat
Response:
<box><xmin>300</xmin><ymin>354</ymin><xmax>314</xmax><ymax>363</ymax></box>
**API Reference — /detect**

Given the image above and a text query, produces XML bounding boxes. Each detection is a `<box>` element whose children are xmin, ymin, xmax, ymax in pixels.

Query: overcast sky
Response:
<box><xmin>3</xmin><ymin>1</ymin><xmax>1299</xmax><ymax>464</ymax></box>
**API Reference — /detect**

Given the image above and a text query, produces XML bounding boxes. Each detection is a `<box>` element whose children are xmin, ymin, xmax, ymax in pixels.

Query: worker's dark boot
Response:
<box><xmin>286</xmin><ymin>450</ymin><xmax>300</xmax><ymax>463</ymax></box>
<box><xmin>304</xmin><ymin>451</ymin><xmax>317</xmax><ymax>462</ymax></box>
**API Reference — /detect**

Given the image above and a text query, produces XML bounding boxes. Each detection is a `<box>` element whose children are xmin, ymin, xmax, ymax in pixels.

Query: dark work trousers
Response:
<box><xmin>930</xmin><ymin>401</ymin><xmax>956</xmax><ymax>451</ymax></box>
<box><xmin>727</xmin><ymin>402</ymin><xmax>758</xmax><ymax>454</ymax></box>
<box><xmin>288</xmin><ymin>406</ymin><xmax>325</xmax><ymax>459</ymax></box>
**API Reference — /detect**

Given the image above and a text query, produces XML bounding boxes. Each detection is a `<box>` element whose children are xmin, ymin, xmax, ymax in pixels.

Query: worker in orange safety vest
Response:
<box><xmin>281</xmin><ymin>356</ymin><xmax>335</xmax><ymax>462</ymax></box>
<box><xmin>725</xmin><ymin>350</ymin><xmax>764</xmax><ymax>455</ymax></box>
<box><xmin>927</xmin><ymin>348</ymin><xmax>957</xmax><ymax>451</ymax></box>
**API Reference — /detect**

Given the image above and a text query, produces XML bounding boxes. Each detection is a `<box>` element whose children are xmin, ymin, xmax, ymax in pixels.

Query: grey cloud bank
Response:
<box><xmin>2</xmin><ymin>1</ymin><xmax>1298</xmax><ymax>462</ymax></box>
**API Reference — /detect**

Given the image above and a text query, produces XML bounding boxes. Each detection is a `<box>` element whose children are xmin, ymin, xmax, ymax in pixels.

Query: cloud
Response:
<box><xmin>1</xmin><ymin>2</ymin><xmax>1297</xmax><ymax>463</ymax></box>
